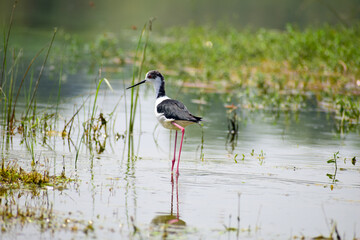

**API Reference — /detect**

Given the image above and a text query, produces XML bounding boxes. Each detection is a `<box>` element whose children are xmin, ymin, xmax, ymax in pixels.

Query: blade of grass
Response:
<box><xmin>54</xmin><ymin>52</ymin><xmax>64</xmax><ymax>127</ymax></box>
<box><xmin>6</xmin><ymin>49</ymin><xmax>16</xmax><ymax>128</ymax></box>
<box><xmin>1</xmin><ymin>1</ymin><xmax>17</xmax><ymax>88</ymax></box>
<box><xmin>63</xmin><ymin>95</ymin><xmax>90</xmax><ymax>136</ymax></box>
<box><xmin>103</xmin><ymin>78</ymin><xmax>113</xmax><ymax>92</ymax></box>
<box><xmin>9</xmin><ymin>47</ymin><xmax>45</xmax><ymax>127</ymax></box>
<box><xmin>25</xmin><ymin>27</ymin><xmax>58</xmax><ymax>119</ymax></box>
<box><xmin>128</xmin><ymin>23</ymin><xmax>147</xmax><ymax>136</ymax></box>
<box><xmin>127</xmin><ymin>19</ymin><xmax>153</xmax><ymax>158</ymax></box>
<box><xmin>86</xmin><ymin>74</ymin><xmax>113</xmax><ymax>141</ymax></box>
<box><xmin>127</xmin><ymin>24</ymin><xmax>146</xmax><ymax>159</ymax></box>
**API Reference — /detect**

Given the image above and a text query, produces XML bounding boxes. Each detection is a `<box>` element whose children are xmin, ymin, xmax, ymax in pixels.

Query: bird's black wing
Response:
<box><xmin>157</xmin><ymin>99</ymin><xmax>202</xmax><ymax>123</ymax></box>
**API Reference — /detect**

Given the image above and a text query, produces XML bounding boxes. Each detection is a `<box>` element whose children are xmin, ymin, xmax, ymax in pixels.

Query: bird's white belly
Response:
<box><xmin>156</xmin><ymin>113</ymin><xmax>177</xmax><ymax>130</ymax></box>
<box><xmin>155</xmin><ymin>112</ymin><xmax>195</xmax><ymax>130</ymax></box>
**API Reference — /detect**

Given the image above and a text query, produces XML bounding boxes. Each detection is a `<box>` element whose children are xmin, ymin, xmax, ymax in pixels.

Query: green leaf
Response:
<box><xmin>102</xmin><ymin>78</ymin><xmax>113</xmax><ymax>92</ymax></box>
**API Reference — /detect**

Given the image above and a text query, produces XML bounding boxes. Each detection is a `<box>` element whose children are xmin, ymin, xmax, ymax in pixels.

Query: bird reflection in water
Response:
<box><xmin>150</xmin><ymin>175</ymin><xmax>186</xmax><ymax>238</ymax></box>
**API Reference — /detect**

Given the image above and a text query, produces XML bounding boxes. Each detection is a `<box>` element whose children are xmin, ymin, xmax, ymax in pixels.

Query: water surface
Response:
<box><xmin>1</xmin><ymin>71</ymin><xmax>359</xmax><ymax>239</ymax></box>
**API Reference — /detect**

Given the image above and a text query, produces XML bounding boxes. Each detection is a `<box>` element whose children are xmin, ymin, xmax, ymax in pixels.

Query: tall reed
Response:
<box><xmin>1</xmin><ymin>23</ymin><xmax>56</xmax><ymax>133</ymax></box>
<box><xmin>9</xmin><ymin>48</ymin><xmax>44</xmax><ymax>129</ymax></box>
<box><xmin>127</xmin><ymin>19</ymin><xmax>153</xmax><ymax>158</ymax></box>
<box><xmin>24</xmin><ymin>28</ymin><xmax>57</xmax><ymax>119</ymax></box>
<box><xmin>1</xmin><ymin>1</ymin><xmax>17</xmax><ymax>88</ymax></box>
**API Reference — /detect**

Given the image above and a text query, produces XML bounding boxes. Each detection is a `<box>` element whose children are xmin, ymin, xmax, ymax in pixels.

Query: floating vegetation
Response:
<box><xmin>0</xmin><ymin>160</ymin><xmax>73</xmax><ymax>191</ymax></box>
<box><xmin>233</xmin><ymin>150</ymin><xmax>265</xmax><ymax>165</ymax></box>
<box><xmin>257</xmin><ymin>150</ymin><xmax>265</xmax><ymax>165</ymax></box>
<box><xmin>233</xmin><ymin>154</ymin><xmax>238</xmax><ymax>163</ymax></box>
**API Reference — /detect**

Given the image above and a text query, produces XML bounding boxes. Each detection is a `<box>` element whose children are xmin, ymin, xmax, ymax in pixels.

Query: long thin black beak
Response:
<box><xmin>126</xmin><ymin>80</ymin><xmax>146</xmax><ymax>89</ymax></box>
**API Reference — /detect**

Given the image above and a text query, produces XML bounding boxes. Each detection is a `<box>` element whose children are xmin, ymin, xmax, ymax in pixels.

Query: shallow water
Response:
<box><xmin>1</xmin><ymin>70</ymin><xmax>359</xmax><ymax>239</ymax></box>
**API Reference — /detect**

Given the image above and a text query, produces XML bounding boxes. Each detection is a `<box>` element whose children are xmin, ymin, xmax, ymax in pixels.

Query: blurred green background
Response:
<box><xmin>1</xmin><ymin>0</ymin><xmax>359</xmax><ymax>32</ymax></box>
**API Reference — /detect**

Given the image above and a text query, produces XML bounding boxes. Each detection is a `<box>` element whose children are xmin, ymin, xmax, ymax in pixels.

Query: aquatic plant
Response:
<box><xmin>0</xmin><ymin>1</ymin><xmax>16</xmax><ymax>88</ymax></box>
<box><xmin>221</xmin><ymin>193</ymin><xmax>241</xmax><ymax>237</ymax></box>
<box><xmin>233</xmin><ymin>154</ymin><xmax>238</xmax><ymax>163</ymax></box>
<box><xmin>127</xmin><ymin>19</ymin><xmax>154</xmax><ymax>159</ymax></box>
<box><xmin>327</xmin><ymin>151</ymin><xmax>340</xmax><ymax>184</ymax></box>
<box><xmin>257</xmin><ymin>150</ymin><xmax>265</xmax><ymax>165</ymax></box>
<box><xmin>83</xmin><ymin>76</ymin><xmax>112</xmax><ymax>140</ymax></box>
<box><xmin>24</xmin><ymin>28</ymin><xmax>57</xmax><ymax>119</ymax></box>
<box><xmin>336</xmin><ymin>95</ymin><xmax>360</xmax><ymax>134</ymax></box>
<box><xmin>1</xmin><ymin>9</ymin><xmax>58</xmax><ymax>138</ymax></box>
<box><xmin>0</xmin><ymin>160</ymin><xmax>72</xmax><ymax>190</ymax></box>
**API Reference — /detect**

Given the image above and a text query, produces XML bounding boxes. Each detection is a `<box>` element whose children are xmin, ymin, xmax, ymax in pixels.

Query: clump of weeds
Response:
<box><xmin>334</xmin><ymin>96</ymin><xmax>360</xmax><ymax>134</ymax></box>
<box><xmin>0</xmin><ymin>159</ymin><xmax>73</xmax><ymax>191</ymax></box>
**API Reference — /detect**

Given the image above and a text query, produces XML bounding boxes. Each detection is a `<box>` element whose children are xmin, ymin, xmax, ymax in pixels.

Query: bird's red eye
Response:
<box><xmin>148</xmin><ymin>74</ymin><xmax>152</xmax><ymax>78</ymax></box>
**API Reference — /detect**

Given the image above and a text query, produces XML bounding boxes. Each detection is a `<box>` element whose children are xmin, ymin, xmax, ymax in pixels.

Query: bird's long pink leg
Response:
<box><xmin>171</xmin><ymin>131</ymin><xmax>178</xmax><ymax>172</ymax></box>
<box><xmin>171</xmin><ymin>122</ymin><xmax>184</xmax><ymax>176</ymax></box>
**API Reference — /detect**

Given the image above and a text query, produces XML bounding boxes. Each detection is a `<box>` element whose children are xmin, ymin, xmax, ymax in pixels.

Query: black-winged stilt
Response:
<box><xmin>126</xmin><ymin>70</ymin><xmax>202</xmax><ymax>175</ymax></box>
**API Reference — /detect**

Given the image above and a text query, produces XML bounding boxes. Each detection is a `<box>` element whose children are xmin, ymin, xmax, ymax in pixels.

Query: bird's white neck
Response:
<box><xmin>151</xmin><ymin>78</ymin><xmax>166</xmax><ymax>98</ymax></box>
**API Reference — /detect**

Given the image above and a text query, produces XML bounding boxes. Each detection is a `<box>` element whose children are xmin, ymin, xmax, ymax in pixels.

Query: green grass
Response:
<box><xmin>142</xmin><ymin>24</ymin><xmax>360</xmax><ymax>126</ymax></box>
<box><xmin>127</xmin><ymin>19</ymin><xmax>153</xmax><ymax>159</ymax></box>
<box><xmin>2</xmin><ymin>22</ymin><xmax>359</xmax><ymax>142</ymax></box>
<box><xmin>146</xmin><ymin>24</ymin><xmax>360</xmax><ymax>92</ymax></box>
<box><xmin>7</xmin><ymin>23</ymin><xmax>355</xmax><ymax>126</ymax></box>
<box><xmin>0</xmin><ymin>160</ymin><xmax>73</xmax><ymax>190</ymax></box>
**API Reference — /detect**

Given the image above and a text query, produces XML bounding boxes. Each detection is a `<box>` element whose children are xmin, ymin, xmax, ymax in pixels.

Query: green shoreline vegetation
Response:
<box><xmin>49</xmin><ymin>24</ymin><xmax>360</xmax><ymax>126</ymax></box>
<box><xmin>143</xmin><ymin>24</ymin><xmax>360</xmax><ymax>134</ymax></box>
<box><xmin>145</xmin><ymin>25</ymin><xmax>360</xmax><ymax>113</ymax></box>
<box><xmin>51</xmin><ymin>24</ymin><xmax>360</xmax><ymax>126</ymax></box>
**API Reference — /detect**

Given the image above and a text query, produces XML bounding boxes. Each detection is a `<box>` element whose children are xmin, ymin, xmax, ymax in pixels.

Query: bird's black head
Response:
<box><xmin>126</xmin><ymin>70</ymin><xmax>165</xmax><ymax>98</ymax></box>
<box><xmin>145</xmin><ymin>70</ymin><xmax>164</xmax><ymax>81</ymax></box>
